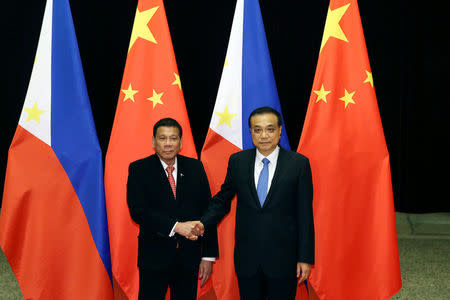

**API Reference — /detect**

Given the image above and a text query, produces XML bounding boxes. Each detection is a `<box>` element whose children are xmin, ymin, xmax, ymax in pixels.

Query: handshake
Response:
<box><xmin>174</xmin><ymin>221</ymin><xmax>205</xmax><ymax>240</ymax></box>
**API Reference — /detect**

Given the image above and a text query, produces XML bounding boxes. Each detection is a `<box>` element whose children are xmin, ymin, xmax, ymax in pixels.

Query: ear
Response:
<box><xmin>152</xmin><ymin>136</ymin><xmax>156</xmax><ymax>149</ymax></box>
<box><xmin>179</xmin><ymin>138</ymin><xmax>183</xmax><ymax>149</ymax></box>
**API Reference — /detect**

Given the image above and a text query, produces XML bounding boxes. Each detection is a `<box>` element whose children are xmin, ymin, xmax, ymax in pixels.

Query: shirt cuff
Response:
<box><xmin>169</xmin><ymin>222</ymin><xmax>178</xmax><ymax>237</ymax></box>
<box><xmin>201</xmin><ymin>257</ymin><xmax>216</xmax><ymax>262</ymax></box>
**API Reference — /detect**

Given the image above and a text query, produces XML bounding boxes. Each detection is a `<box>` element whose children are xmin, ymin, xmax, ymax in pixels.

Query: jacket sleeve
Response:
<box><xmin>201</xmin><ymin>155</ymin><xmax>236</xmax><ymax>227</ymax></box>
<box><xmin>198</xmin><ymin>161</ymin><xmax>219</xmax><ymax>258</ymax></box>
<box><xmin>296</xmin><ymin>156</ymin><xmax>315</xmax><ymax>264</ymax></box>
<box><xmin>127</xmin><ymin>163</ymin><xmax>177</xmax><ymax>236</ymax></box>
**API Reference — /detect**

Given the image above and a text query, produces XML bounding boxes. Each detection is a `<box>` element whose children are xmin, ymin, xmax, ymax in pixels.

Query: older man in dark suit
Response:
<box><xmin>127</xmin><ymin>118</ymin><xmax>218</xmax><ymax>300</ymax></box>
<box><xmin>195</xmin><ymin>107</ymin><xmax>314</xmax><ymax>300</ymax></box>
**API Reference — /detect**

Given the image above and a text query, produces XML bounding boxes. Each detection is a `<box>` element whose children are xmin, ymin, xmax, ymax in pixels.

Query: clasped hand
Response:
<box><xmin>174</xmin><ymin>221</ymin><xmax>204</xmax><ymax>240</ymax></box>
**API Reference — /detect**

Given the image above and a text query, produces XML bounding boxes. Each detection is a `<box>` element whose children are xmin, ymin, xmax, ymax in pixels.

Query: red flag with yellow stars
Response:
<box><xmin>104</xmin><ymin>1</ymin><xmax>197</xmax><ymax>299</ymax></box>
<box><xmin>297</xmin><ymin>1</ymin><xmax>402</xmax><ymax>299</ymax></box>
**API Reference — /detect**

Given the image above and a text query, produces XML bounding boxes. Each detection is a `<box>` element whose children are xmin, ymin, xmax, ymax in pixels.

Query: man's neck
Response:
<box><xmin>157</xmin><ymin>155</ymin><xmax>176</xmax><ymax>167</ymax></box>
<box><xmin>257</xmin><ymin>146</ymin><xmax>279</xmax><ymax>158</ymax></box>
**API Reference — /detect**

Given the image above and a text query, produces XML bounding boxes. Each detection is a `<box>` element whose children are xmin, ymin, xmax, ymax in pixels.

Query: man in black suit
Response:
<box><xmin>127</xmin><ymin>118</ymin><xmax>218</xmax><ymax>300</ymax></box>
<box><xmin>195</xmin><ymin>107</ymin><xmax>314</xmax><ymax>300</ymax></box>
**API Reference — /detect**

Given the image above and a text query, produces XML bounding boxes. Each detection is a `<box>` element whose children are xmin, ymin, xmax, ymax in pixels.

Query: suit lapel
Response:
<box><xmin>262</xmin><ymin>148</ymin><xmax>289</xmax><ymax>209</ymax></box>
<box><xmin>149</xmin><ymin>154</ymin><xmax>176</xmax><ymax>201</ymax></box>
<box><xmin>247</xmin><ymin>149</ymin><xmax>261</xmax><ymax>208</ymax></box>
<box><xmin>175</xmin><ymin>155</ymin><xmax>184</xmax><ymax>202</ymax></box>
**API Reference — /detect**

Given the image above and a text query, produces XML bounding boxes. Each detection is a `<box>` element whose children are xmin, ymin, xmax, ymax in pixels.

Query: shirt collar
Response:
<box><xmin>159</xmin><ymin>156</ymin><xmax>178</xmax><ymax>171</ymax></box>
<box><xmin>255</xmin><ymin>146</ymin><xmax>280</xmax><ymax>164</ymax></box>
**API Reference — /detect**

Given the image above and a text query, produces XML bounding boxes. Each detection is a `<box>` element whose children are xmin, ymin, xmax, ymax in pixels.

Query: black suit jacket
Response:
<box><xmin>201</xmin><ymin>147</ymin><xmax>314</xmax><ymax>278</ymax></box>
<box><xmin>127</xmin><ymin>154</ymin><xmax>218</xmax><ymax>270</ymax></box>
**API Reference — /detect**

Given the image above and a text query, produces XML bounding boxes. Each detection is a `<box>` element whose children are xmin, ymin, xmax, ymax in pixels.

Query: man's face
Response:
<box><xmin>250</xmin><ymin>113</ymin><xmax>282</xmax><ymax>156</ymax></box>
<box><xmin>152</xmin><ymin>126</ymin><xmax>182</xmax><ymax>165</ymax></box>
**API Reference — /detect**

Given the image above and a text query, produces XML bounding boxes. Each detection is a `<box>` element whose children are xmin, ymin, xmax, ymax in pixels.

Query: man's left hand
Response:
<box><xmin>199</xmin><ymin>260</ymin><xmax>213</xmax><ymax>287</ymax></box>
<box><xmin>297</xmin><ymin>262</ymin><xmax>311</xmax><ymax>284</ymax></box>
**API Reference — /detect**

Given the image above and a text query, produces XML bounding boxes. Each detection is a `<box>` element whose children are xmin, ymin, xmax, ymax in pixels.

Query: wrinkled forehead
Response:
<box><xmin>155</xmin><ymin>126</ymin><xmax>181</xmax><ymax>137</ymax></box>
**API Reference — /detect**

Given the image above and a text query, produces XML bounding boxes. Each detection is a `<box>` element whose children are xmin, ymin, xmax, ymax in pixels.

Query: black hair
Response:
<box><xmin>153</xmin><ymin>118</ymin><xmax>183</xmax><ymax>138</ymax></box>
<box><xmin>248</xmin><ymin>106</ymin><xmax>282</xmax><ymax>127</ymax></box>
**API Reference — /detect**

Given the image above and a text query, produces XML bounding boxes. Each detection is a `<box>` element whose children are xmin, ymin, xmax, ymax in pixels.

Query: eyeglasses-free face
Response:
<box><xmin>250</xmin><ymin>113</ymin><xmax>282</xmax><ymax>156</ymax></box>
<box><xmin>152</xmin><ymin>126</ymin><xmax>182</xmax><ymax>165</ymax></box>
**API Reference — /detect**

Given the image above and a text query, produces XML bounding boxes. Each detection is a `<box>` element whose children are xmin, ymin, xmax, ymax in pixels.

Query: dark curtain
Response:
<box><xmin>1</xmin><ymin>0</ymin><xmax>449</xmax><ymax>212</ymax></box>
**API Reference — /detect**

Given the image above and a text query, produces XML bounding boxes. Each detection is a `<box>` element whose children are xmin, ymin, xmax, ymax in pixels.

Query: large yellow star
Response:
<box><xmin>216</xmin><ymin>106</ymin><xmax>237</xmax><ymax>128</ymax></box>
<box><xmin>147</xmin><ymin>89</ymin><xmax>164</xmax><ymax>108</ymax></box>
<box><xmin>363</xmin><ymin>70</ymin><xmax>374</xmax><ymax>87</ymax></box>
<box><xmin>320</xmin><ymin>3</ymin><xmax>350</xmax><ymax>52</ymax></box>
<box><xmin>313</xmin><ymin>84</ymin><xmax>331</xmax><ymax>103</ymax></box>
<box><xmin>171</xmin><ymin>72</ymin><xmax>182</xmax><ymax>90</ymax></box>
<box><xmin>122</xmin><ymin>83</ymin><xmax>139</xmax><ymax>102</ymax></box>
<box><xmin>128</xmin><ymin>6</ymin><xmax>159</xmax><ymax>52</ymax></box>
<box><xmin>339</xmin><ymin>89</ymin><xmax>356</xmax><ymax>108</ymax></box>
<box><xmin>24</xmin><ymin>102</ymin><xmax>46</xmax><ymax>123</ymax></box>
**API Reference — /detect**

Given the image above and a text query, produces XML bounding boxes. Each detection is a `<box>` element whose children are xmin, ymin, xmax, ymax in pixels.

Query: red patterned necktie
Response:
<box><xmin>166</xmin><ymin>166</ymin><xmax>176</xmax><ymax>198</ymax></box>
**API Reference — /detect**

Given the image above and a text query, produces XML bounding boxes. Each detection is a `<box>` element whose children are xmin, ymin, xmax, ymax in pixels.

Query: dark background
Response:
<box><xmin>2</xmin><ymin>0</ymin><xmax>449</xmax><ymax>213</ymax></box>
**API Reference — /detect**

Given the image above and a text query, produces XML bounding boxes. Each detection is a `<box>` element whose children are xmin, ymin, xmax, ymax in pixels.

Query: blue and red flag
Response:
<box><xmin>0</xmin><ymin>0</ymin><xmax>113</xmax><ymax>298</ymax></box>
<box><xmin>200</xmin><ymin>0</ymin><xmax>292</xmax><ymax>299</ymax></box>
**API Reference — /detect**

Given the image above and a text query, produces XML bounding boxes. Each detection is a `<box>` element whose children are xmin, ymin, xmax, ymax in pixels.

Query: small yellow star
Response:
<box><xmin>24</xmin><ymin>102</ymin><xmax>46</xmax><ymax>123</ymax></box>
<box><xmin>215</xmin><ymin>106</ymin><xmax>238</xmax><ymax>128</ymax></box>
<box><xmin>122</xmin><ymin>83</ymin><xmax>139</xmax><ymax>102</ymax></box>
<box><xmin>320</xmin><ymin>3</ymin><xmax>350</xmax><ymax>52</ymax></box>
<box><xmin>364</xmin><ymin>70</ymin><xmax>374</xmax><ymax>87</ymax></box>
<box><xmin>147</xmin><ymin>89</ymin><xmax>164</xmax><ymax>108</ymax></box>
<box><xmin>313</xmin><ymin>84</ymin><xmax>331</xmax><ymax>103</ymax></box>
<box><xmin>171</xmin><ymin>72</ymin><xmax>182</xmax><ymax>90</ymax></box>
<box><xmin>128</xmin><ymin>6</ymin><xmax>159</xmax><ymax>52</ymax></box>
<box><xmin>339</xmin><ymin>89</ymin><xmax>356</xmax><ymax>108</ymax></box>
<box><xmin>224</xmin><ymin>58</ymin><xmax>229</xmax><ymax>67</ymax></box>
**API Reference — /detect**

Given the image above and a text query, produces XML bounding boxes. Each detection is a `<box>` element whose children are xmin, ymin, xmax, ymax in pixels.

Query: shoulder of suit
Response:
<box><xmin>177</xmin><ymin>154</ymin><xmax>203</xmax><ymax>166</ymax></box>
<box><xmin>281</xmin><ymin>148</ymin><xmax>310</xmax><ymax>163</ymax></box>
<box><xmin>129</xmin><ymin>154</ymin><xmax>157</xmax><ymax>169</ymax></box>
<box><xmin>229</xmin><ymin>149</ymin><xmax>254</xmax><ymax>160</ymax></box>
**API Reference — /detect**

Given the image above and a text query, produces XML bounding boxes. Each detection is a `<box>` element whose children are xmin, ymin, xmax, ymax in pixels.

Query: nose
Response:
<box><xmin>261</xmin><ymin>130</ymin><xmax>269</xmax><ymax>138</ymax></box>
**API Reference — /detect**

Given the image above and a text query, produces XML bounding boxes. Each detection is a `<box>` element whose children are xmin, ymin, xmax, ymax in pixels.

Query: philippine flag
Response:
<box><xmin>200</xmin><ymin>0</ymin><xmax>290</xmax><ymax>299</ymax></box>
<box><xmin>0</xmin><ymin>0</ymin><xmax>113</xmax><ymax>299</ymax></box>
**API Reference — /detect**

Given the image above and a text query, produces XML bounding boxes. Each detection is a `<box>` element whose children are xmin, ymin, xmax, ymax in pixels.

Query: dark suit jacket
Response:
<box><xmin>201</xmin><ymin>147</ymin><xmax>314</xmax><ymax>278</ymax></box>
<box><xmin>127</xmin><ymin>154</ymin><xmax>218</xmax><ymax>271</ymax></box>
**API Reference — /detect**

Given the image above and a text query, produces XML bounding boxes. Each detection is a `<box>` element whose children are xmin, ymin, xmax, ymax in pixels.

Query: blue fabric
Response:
<box><xmin>242</xmin><ymin>0</ymin><xmax>290</xmax><ymax>150</ymax></box>
<box><xmin>51</xmin><ymin>0</ymin><xmax>112</xmax><ymax>281</ymax></box>
<box><xmin>256</xmin><ymin>158</ymin><xmax>270</xmax><ymax>206</ymax></box>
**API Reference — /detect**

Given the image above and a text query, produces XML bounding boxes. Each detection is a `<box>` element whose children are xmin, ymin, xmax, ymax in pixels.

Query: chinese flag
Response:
<box><xmin>104</xmin><ymin>1</ymin><xmax>197</xmax><ymax>299</ymax></box>
<box><xmin>297</xmin><ymin>1</ymin><xmax>402</xmax><ymax>299</ymax></box>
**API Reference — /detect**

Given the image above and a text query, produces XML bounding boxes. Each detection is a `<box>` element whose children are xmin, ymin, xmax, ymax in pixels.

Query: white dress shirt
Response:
<box><xmin>254</xmin><ymin>146</ymin><xmax>280</xmax><ymax>191</ymax></box>
<box><xmin>160</xmin><ymin>157</ymin><xmax>178</xmax><ymax>185</ymax></box>
<box><xmin>159</xmin><ymin>156</ymin><xmax>215</xmax><ymax>262</ymax></box>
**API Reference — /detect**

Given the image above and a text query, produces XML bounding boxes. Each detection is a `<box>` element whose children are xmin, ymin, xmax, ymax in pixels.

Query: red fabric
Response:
<box><xmin>166</xmin><ymin>166</ymin><xmax>176</xmax><ymax>198</ymax></box>
<box><xmin>104</xmin><ymin>1</ymin><xmax>197</xmax><ymax>299</ymax></box>
<box><xmin>297</xmin><ymin>1</ymin><xmax>401</xmax><ymax>299</ymax></box>
<box><xmin>0</xmin><ymin>127</ymin><xmax>113</xmax><ymax>299</ymax></box>
<box><xmin>201</xmin><ymin>129</ymin><xmax>242</xmax><ymax>300</ymax></box>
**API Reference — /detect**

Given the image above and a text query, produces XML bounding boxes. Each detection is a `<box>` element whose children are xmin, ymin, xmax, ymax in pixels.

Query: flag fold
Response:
<box><xmin>0</xmin><ymin>0</ymin><xmax>113</xmax><ymax>298</ymax></box>
<box><xmin>201</xmin><ymin>0</ymin><xmax>290</xmax><ymax>299</ymax></box>
<box><xmin>104</xmin><ymin>0</ymin><xmax>197</xmax><ymax>299</ymax></box>
<box><xmin>298</xmin><ymin>1</ymin><xmax>402</xmax><ymax>299</ymax></box>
